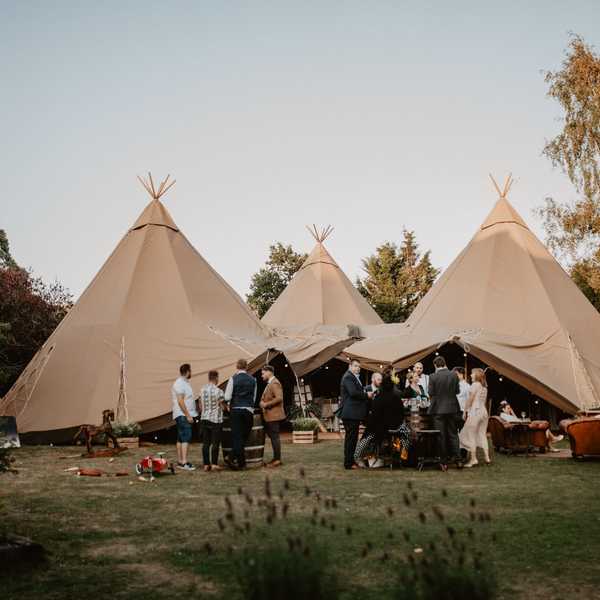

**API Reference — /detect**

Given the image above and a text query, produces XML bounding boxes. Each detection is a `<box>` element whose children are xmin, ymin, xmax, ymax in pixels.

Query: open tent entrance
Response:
<box><xmin>283</xmin><ymin>357</ymin><xmax>356</xmax><ymax>431</ymax></box>
<box><xmin>384</xmin><ymin>343</ymin><xmax>571</xmax><ymax>428</ymax></box>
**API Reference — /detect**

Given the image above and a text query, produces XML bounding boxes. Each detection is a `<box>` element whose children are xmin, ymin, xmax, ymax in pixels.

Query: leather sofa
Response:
<box><xmin>487</xmin><ymin>416</ymin><xmax>549</xmax><ymax>453</ymax></box>
<box><xmin>560</xmin><ymin>417</ymin><xmax>600</xmax><ymax>458</ymax></box>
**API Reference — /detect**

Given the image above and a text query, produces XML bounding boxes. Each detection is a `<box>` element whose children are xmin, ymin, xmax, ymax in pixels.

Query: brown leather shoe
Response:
<box><xmin>266</xmin><ymin>460</ymin><xmax>282</xmax><ymax>468</ymax></box>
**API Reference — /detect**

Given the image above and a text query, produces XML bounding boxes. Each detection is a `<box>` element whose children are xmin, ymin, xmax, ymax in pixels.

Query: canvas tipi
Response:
<box><xmin>346</xmin><ymin>176</ymin><xmax>600</xmax><ymax>414</ymax></box>
<box><xmin>0</xmin><ymin>175</ymin><xmax>270</xmax><ymax>441</ymax></box>
<box><xmin>262</xmin><ymin>225</ymin><xmax>383</xmax><ymax>329</ymax></box>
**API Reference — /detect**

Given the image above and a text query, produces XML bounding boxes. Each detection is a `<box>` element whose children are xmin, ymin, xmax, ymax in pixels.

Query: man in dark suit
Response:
<box><xmin>428</xmin><ymin>356</ymin><xmax>461</xmax><ymax>466</ymax></box>
<box><xmin>340</xmin><ymin>359</ymin><xmax>374</xmax><ymax>469</ymax></box>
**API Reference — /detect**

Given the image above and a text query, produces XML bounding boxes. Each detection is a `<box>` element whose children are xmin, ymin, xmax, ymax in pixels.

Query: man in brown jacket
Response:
<box><xmin>259</xmin><ymin>365</ymin><xmax>285</xmax><ymax>468</ymax></box>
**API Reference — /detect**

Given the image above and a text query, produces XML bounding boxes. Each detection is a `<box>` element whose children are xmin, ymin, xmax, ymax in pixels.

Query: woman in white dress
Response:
<box><xmin>459</xmin><ymin>368</ymin><xmax>490</xmax><ymax>467</ymax></box>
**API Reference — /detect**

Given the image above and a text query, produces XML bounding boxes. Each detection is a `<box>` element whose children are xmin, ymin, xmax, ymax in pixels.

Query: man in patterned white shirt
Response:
<box><xmin>198</xmin><ymin>370</ymin><xmax>226</xmax><ymax>472</ymax></box>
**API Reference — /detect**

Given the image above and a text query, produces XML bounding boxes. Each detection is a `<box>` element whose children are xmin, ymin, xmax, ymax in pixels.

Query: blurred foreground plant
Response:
<box><xmin>235</xmin><ymin>536</ymin><xmax>337</xmax><ymax>600</ymax></box>
<box><xmin>206</xmin><ymin>472</ymin><xmax>497</xmax><ymax>600</ymax></box>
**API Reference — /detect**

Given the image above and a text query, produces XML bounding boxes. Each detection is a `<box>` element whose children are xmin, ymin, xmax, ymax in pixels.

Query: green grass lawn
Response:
<box><xmin>2</xmin><ymin>440</ymin><xmax>600</xmax><ymax>599</ymax></box>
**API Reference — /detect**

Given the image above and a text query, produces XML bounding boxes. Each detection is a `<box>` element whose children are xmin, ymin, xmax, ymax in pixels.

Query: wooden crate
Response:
<box><xmin>292</xmin><ymin>430</ymin><xmax>319</xmax><ymax>444</ymax></box>
<box><xmin>108</xmin><ymin>437</ymin><xmax>139</xmax><ymax>449</ymax></box>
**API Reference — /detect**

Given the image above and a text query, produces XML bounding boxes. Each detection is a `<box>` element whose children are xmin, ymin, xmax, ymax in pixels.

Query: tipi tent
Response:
<box><xmin>262</xmin><ymin>226</ymin><xmax>383</xmax><ymax>329</ymax></box>
<box><xmin>0</xmin><ymin>175</ymin><xmax>271</xmax><ymax>441</ymax></box>
<box><xmin>345</xmin><ymin>177</ymin><xmax>600</xmax><ymax>414</ymax></box>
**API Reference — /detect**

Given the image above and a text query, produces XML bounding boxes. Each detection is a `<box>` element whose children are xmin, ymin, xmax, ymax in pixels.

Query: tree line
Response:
<box><xmin>0</xmin><ymin>231</ymin><xmax>72</xmax><ymax>396</ymax></box>
<box><xmin>1</xmin><ymin>34</ymin><xmax>599</xmax><ymax>397</ymax></box>
<box><xmin>247</xmin><ymin>232</ymin><xmax>439</xmax><ymax>323</ymax></box>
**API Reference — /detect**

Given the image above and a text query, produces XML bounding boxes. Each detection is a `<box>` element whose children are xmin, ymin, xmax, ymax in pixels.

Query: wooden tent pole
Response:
<box><xmin>137</xmin><ymin>175</ymin><xmax>153</xmax><ymax>197</ymax></box>
<box><xmin>156</xmin><ymin>174</ymin><xmax>170</xmax><ymax>198</ymax></box>
<box><xmin>489</xmin><ymin>174</ymin><xmax>503</xmax><ymax>198</ymax></box>
<box><xmin>148</xmin><ymin>172</ymin><xmax>157</xmax><ymax>198</ymax></box>
<box><xmin>160</xmin><ymin>179</ymin><xmax>176</xmax><ymax>197</ymax></box>
<box><xmin>137</xmin><ymin>172</ymin><xmax>177</xmax><ymax>200</ymax></box>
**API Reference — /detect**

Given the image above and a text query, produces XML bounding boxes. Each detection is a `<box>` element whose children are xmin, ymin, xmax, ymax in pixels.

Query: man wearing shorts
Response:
<box><xmin>172</xmin><ymin>363</ymin><xmax>197</xmax><ymax>470</ymax></box>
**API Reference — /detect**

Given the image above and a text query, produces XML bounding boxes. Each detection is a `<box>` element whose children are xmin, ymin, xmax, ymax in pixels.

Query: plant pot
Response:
<box><xmin>108</xmin><ymin>437</ymin><xmax>139</xmax><ymax>449</ymax></box>
<box><xmin>293</xmin><ymin>430</ymin><xmax>318</xmax><ymax>444</ymax></box>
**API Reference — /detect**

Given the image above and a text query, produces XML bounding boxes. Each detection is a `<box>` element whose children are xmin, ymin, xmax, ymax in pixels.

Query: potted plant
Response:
<box><xmin>109</xmin><ymin>421</ymin><xmax>142</xmax><ymax>449</ymax></box>
<box><xmin>292</xmin><ymin>418</ymin><xmax>320</xmax><ymax>444</ymax></box>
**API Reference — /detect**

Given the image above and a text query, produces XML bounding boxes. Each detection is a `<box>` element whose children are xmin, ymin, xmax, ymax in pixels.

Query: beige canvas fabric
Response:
<box><xmin>345</xmin><ymin>196</ymin><xmax>600</xmax><ymax>414</ymax></box>
<box><xmin>0</xmin><ymin>197</ymin><xmax>271</xmax><ymax>437</ymax></box>
<box><xmin>268</xmin><ymin>324</ymin><xmax>361</xmax><ymax>377</ymax></box>
<box><xmin>262</xmin><ymin>239</ymin><xmax>383</xmax><ymax>328</ymax></box>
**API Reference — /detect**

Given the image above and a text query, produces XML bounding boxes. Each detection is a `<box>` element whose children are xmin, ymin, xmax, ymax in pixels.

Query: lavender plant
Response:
<box><xmin>206</xmin><ymin>471</ymin><xmax>497</xmax><ymax>600</ymax></box>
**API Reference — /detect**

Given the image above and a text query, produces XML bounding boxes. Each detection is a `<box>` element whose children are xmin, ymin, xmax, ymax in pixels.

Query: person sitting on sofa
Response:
<box><xmin>499</xmin><ymin>400</ymin><xmax>564</xmax><ymax>451</ymax></box>
<box><xmin>499</xmin><ymin>400</ymin><xmax>519</xmax><ymax>422</ymax></box>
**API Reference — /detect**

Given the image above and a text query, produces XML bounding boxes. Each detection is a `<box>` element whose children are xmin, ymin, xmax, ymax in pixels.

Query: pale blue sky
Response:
<box><xmin>2</xmin><ymin>2</ymin><xmax>599</xmax><ymax>299</ymax></box>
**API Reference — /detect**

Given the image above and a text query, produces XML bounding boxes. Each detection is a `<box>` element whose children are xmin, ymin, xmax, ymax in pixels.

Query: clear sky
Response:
<box><xmin>2</xmin><ymin>2</ymin><xmax>599</xmax><ymax>300</ymax></box>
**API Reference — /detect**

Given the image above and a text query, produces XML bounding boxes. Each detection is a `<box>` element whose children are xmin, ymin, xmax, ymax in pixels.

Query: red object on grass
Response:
<box><xmin>135</xmin><ymin>453</ymin><xmax>175</xmax><ymax>475</ymax></box>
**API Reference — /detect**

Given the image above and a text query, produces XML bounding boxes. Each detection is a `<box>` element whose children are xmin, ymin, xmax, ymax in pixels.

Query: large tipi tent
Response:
<box><xmin>262</xmin><ymin>225</ymin><xmax>383</xmax><ymax>329</ymax></box>
<box><xmin>0</xmin><ymin>175</ymin><xmax>271</xmax><ymax>441</ymax></box>
<box><xmin>346</xmin><ymin>177</ymin><xmax>600</xmax><ymax>414</ymax></box>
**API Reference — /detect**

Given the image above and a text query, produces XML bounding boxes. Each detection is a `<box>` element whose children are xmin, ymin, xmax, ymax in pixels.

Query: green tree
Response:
<box><xmin>247</xmin><ymin>242</ymin><xmax>308</xmax><ymax>318</ymax></box>
<box><xmin>0</xmin><ymin>231</ymin><xmax>72</xmax><ymax>394</ymax></box>
<box><xmin>0</xmin><ymin>229</ymin><xmax>17</xmax><ymax>268</ymax></box>
<box><xmin>537</xmin><ymin>34</ymin><xmax>600</xmax><ymax>310</ymax></box>
<box><xmin>356</xmin><ymin>230</ymin><xmax>439</xmax><ymax>323</ymax></box>
<box><xmin>0</xmin><ymin>230</ymin><xmax>15</xmax><ymax>387</ymax></box>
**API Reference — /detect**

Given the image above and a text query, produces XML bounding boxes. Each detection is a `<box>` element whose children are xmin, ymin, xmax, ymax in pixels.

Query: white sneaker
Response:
<box><xmin>177</xmin><ymin>462</ymin><xmax>196</xmax><ymax>471</ymax></box>
<box><xmin>369</xmin><ymin>458</ymin><xmax>385</xmax><ymax>469</ymax></box>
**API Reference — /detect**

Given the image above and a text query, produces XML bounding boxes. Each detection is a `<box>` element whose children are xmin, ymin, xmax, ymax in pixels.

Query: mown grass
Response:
<box><xmin>1</xmin><ymin>441</ymin><xmax>600</xmax><ymax>599</ymax></box>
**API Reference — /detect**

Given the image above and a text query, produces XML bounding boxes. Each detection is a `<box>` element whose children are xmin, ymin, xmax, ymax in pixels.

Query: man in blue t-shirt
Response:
<box><xmin>171</xmin><ymin>363</ymin><xmax>198</xmax><ymax>471</ymax></box>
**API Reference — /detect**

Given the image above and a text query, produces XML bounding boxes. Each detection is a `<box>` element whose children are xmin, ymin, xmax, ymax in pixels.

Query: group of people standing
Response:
<box><xmin>339</xmin><ymin>356</ymin><xmax>491</xmax><ymax>470</ymax></box>
<box><xmin>169</xmin><ymin>354</ymin><xmax>511</xmax><ymax>473</ymax></box>
<box><xmin>170</xmin><ymin>359</ymin><xmax>285</xmax><ymax>471</ymax></box>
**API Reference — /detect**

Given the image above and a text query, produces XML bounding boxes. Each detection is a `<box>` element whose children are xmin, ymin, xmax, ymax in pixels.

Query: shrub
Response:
<box><xmin>235</xmin><ymin>538</ymin><xmax>337</xmax><ymax>600</ymax></box>
<box><xmin>0</xmin><ymin>448</ymin><xmax>16</xmax><ymax>474</ymax></box>
<box><xmin>112</xmin><ymin>421</ymin><xmax>141</xmax><ymax>438</ymax></box>
<box><xmin>394</xmin><ymin>548</ymin><xmax>497</xmax><ymax>600</ymax></box>
<box><xmin>291</xmin><ymin>417</ymin><xmax>320</xmax><ymax>431</ymax></box>
<box><xmin>287</xmin><ymin>400</ymin><xmax>322</xmax><ymax>420</ymax></box>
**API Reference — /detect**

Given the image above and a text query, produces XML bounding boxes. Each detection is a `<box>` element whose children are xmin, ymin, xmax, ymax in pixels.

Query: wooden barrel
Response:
<box><xmin>222</xmin><ymin>411</ymin><xmax>265</xmax><ymax>468</ymax></box>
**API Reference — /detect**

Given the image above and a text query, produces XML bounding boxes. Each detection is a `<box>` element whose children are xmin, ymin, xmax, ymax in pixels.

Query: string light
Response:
<box><xmin>463</xmin><ymin>353</ymin><xmax>467</xmax><ymax>357</ymax></box>
<box><xmin>435</xmin><ymin>352</ymin><xmax>439</xmax><ymax>356</ymax></box>
<box><xmin>284</xmin><ymin>363</ymin><xmax>288</xmax><ymax>368</ymax></box>
<box><xmin>325</xmin><ymin>365</ymin><xmax>329</xmax><ymax>370</ymax></box>
<box><xmin>499</xmin><ymin>377</ymin><xmax>503</xmax><ymax>382</ymax></box>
